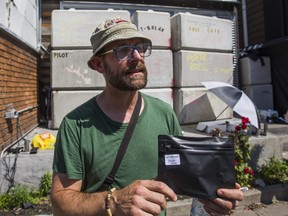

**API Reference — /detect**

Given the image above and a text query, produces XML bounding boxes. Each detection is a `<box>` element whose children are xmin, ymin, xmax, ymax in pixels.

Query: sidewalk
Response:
<box><xmin>232</xmin><ymin>183</ymin><xmax>288</xmax><ymax>215</ymax></box>
<box><xmin>167</xmin><ymin>199</ymin><xmax>288</xmax><ymax>216</ymax></box>
<box><xmin>232</xmin><ymin>201</ymin><xmax>288</xmax><ymax>216</ymax></box>
<box><xmin>167</xmin><ymin>183</ymin><xmax>288</xmax><ymax>216</ymax></box>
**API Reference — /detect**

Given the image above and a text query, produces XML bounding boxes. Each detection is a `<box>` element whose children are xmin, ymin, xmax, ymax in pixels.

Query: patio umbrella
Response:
<box><xmin>201</xmin><ymin>81</ymin><xmax>260</xmax><ymax>129</ymax></box>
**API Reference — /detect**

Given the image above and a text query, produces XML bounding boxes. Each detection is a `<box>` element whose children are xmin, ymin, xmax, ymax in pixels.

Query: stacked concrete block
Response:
<box><xmin>242</xmin><ymin>84</ymin><xmax>274</xmax><ymax>110</ymax></box>
<box><xmin>51</xmin><ymin>9</ymin><xmax>130</xmax><ymax>48</ymax></box>
<box><xmin>51</xmin><ymin>90</ymin><xmax>102</xmax><ymax>129</ymax></box>
<box><xmin>145</xmin><ymin>50</ymin><xmax>173</xmax><ymax>87</ymax></box>
<box><xmin>171</xmin><ymin>12</ymin><xmax>234</xmax><ymax>124</ymax></box>
<box><xmin>170</xmin><ymin>12</ymin><xmax>233</xmax><ymax>52</ymax></box>
<box><xmin>140</xmin><ymin>88</ymin><xmax>173</xmax><ymax>107</ymax></box>
<box><xmin>131</xmin><ymin>11</ymin><xmax>174</xmax><ymax>113</ymax></box>
<box><xmin>132</xmin><ymin>10</ymin><xmax>173</xmax><ymax>88</ymax></box>
<box><xmin>50</xmin><ymin>9</ymin><xmax>237</xmax><ymax>127</ymax></box>
<box><xmin>50</xmin><ymin>10</ymin><xmax>131</xmax><ymax>128</ymax></box>
<box><xmin>173</xmin><ymin>50</ymin><xmax>233</xmax><ymax>87</ymax></box>
<box><xmin>0</xmin><ymin>0</ymin><xmax>37</xmax><ymax>48</ymax></box>
<box><xmin>51</xmin><ymin>48</ymin><xmax>173</xmax><ymax>89</ymax></box>
<box><xmin>51</xmin><ymin>50</ymin><xmax>105</xmax><ymax>89</ymax></box>
<box><xmin>174</xmin><ymin>88</ymin><xmax>232</xmax><ymax>124</ymax></box>
<box><xmin>240</xmin><ymin>56</ymin><xmax>272</xmax><ymax>85</ymax></box>
<box><xmin>51</xmin><ymin>89</ymin><xmax>174</xmax><ymax>129</ymax></box>
<box><xmin>240</xmin><ymin>56</ymin><xmax>274</xmax><ymax>110</ymax></box>
<box><xmin>0</xmin><ymin>1</ymin><xmax>4</xmax><ymax>22</ymax></box>
<box><xmin>131</xmin><ymin>10</ymin><xmax>171</xmax><ymax>49</ymax></box>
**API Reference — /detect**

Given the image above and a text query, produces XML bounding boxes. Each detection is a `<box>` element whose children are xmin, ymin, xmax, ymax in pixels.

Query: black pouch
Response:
<box><xmin>157</xmin><ymin>135</ymin><xmax>235</xmax><ymax>199</ymax></box>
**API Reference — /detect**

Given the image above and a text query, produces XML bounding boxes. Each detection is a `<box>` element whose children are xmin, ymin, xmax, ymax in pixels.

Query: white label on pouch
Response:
<box><xmin>165</xmin><ymin>154</ymin><xmax>181</xmax><ymax>166</ymax></box>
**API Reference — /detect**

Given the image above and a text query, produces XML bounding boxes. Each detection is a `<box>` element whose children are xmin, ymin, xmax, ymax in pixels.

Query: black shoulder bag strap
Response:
<box><xmin>103</xmin><ymin>92</ymin><xmax>142</xmax><ymax>190</ymax></box>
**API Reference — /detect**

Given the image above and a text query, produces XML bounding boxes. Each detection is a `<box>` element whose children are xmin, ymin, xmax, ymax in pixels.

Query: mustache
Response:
<box><xmin>125</xmin><ymin>63</ymin><xmax>147</xmax><ymax>73</ymax></box>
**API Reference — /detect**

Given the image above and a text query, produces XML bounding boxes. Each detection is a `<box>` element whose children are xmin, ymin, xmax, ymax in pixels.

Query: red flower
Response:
<box><xmin>241</xmin><ymin>123</ymin><xmax>247</xmax><ymax>129</ymax></box>
<box><xmin>249</xmin><ymin>169</ymin><xmax>254</xmax><ymax>176</ymax></box>
<box><xmin>243</xmin><ymin>167</ymin><xmax>249</xmax><ymax>174</ymax></box>
<box><xmin>241</xmin><ymin>117</ymin><xmax>250</xmax><ymax>124</ymax></box>
<box><xmin>234</xmin><ymin>160</ymin><xmax>237</xmax><ymax>166</ymax></box>
<box><xmin>235</xmin><ymin>125</ymin><xmax>241</xmax><ymax>131</ymax></box>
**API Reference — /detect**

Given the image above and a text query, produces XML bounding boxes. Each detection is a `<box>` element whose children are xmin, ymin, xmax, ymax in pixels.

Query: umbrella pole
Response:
<box><xmin>215</xmin><ymin>105</ymin><xmax>229</xmax><ymax>120</ymax></box>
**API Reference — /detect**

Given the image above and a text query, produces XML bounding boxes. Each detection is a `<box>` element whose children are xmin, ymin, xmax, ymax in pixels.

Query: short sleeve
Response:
<box><xmin>52</xmin><ymin>117</ymin><xmax>83</xmax><ymax>180</ymax></box>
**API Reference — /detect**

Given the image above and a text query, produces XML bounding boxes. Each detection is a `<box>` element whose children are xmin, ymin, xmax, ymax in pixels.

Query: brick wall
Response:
<box><xmin>0</xmin><ymin>28</ymin><xmax>39</xmax><ymax>151</ymax></box>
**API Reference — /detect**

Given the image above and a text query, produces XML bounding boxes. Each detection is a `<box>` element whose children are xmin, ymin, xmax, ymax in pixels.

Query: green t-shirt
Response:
<box><xmin>53</xmin><ymin>92</ymin><xmax>182</xmax><ymax>198</ymax></box>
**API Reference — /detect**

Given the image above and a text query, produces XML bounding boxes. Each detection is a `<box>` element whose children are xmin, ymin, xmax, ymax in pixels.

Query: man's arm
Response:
<box><xmin>51</xmin><ymin>172</ymin><xmax>108</xmax><ymax>216</ymax></box>
<box><xmin>51</xmin><ymin>172</ymin><xmax>177</xmax><ymax>216</ymax></box>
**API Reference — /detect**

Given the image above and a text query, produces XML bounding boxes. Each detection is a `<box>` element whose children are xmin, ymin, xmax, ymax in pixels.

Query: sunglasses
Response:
<box><xmin>99</xmin><ymin>43</ymin><xmax>152</xmax><ymax>61</ymax></box>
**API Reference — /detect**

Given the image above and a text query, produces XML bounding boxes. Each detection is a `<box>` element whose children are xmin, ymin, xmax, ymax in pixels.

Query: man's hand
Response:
<box><xmin>51</xmin><ymin>174</ymin><xmax>176</xmax><ymax>216</ymax></box>
<box><xmin>110</xmin><ymin>180</ymin><xmax>177</xmax><ymax>216</ymax></box>
<box><xmin>199</xmin><ymin>183</ymin><xmax>244</xmax><ymax>215</ymax></box>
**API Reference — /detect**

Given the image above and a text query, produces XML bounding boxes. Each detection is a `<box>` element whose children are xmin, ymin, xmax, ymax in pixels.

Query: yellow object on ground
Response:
<box><xmin>32</xmin><ymin>132</ymin><xmax>56</xmax><ymax>150</ymax></box>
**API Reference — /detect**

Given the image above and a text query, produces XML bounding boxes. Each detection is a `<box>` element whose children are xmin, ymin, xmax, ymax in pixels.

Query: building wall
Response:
<box><xmin>0</xmin><ymin>0</ymin><xmax>38</xmax><ymax>49</ymax></box>
<box><xmin>0</xmin><ymin>0</ymin><xmax>39</xmax><ymax>150</ymax></box>
<box><xmin>246</xmin><ymin>0</ymin><xmax>266</xmax><ymax>45</ymax></box>
<box><xmin>0</xmin><ymin>29</ymin><xmax>39</xmax><ymax>151</ymax></box>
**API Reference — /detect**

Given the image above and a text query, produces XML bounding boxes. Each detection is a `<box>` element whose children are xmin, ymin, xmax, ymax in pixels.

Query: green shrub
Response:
<box><xmin>38</xmin><ymin>171</ymin><xmax>52</xmax><ymax>197</ymax></box>
<box><xmin>0</xmin><ymin>184</ymin><xmax>40</xmax><ymax>210</ymax></box>
<box><xmin>0</xmin><ymin>171</ymin><xmax>52</xmax><ymax>211</ymax></box>
<box><xmin>257</xmin><ymin>156</ymin><xmax>288</xmax><ymax>185</ymax></box>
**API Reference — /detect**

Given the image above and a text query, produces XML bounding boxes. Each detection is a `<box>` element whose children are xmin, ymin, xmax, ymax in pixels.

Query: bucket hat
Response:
<box><xmin>87</xmin><ymin>17</ymin><xmax>152</xmax><ymax>69</ymax></box>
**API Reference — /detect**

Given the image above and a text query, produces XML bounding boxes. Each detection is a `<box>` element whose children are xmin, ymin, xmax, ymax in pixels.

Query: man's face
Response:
<box><xmin>100</xmin><ymin>39</ymin><xmax>148</xmax><ymax>91</ymax></box>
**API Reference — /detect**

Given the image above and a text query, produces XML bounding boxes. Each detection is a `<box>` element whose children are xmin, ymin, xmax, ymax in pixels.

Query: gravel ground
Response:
<box><xmin>0</xmin><ymin>200</ymin><xmax>52</xmax><ymax>216</ymax></box>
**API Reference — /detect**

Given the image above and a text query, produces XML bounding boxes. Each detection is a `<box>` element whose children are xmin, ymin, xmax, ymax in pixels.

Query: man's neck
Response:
<box><xmin>96</xmin><ymin>90</ymin><xmax>141</xmax><ymax>123</ymax></box>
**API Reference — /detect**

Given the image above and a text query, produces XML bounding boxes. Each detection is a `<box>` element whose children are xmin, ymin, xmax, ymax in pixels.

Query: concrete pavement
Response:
<box><xmin>232</xmin><ymin>183</ymin><xmax>288</xmax><ymax>216</ymax></box>
<box><xmin>232</xmin><ymin>201</ymin><xmax>288</xmax><ymax>216</ymax></box>
<box><xmin>166</xmin><ymin>183</ymin><xmax>288</xmax><ymax>216</ymax></box>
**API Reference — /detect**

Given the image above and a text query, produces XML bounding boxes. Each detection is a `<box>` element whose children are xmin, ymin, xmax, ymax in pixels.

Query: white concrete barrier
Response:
<box><xmin>145</xmin><ymin>49</ymin><xmax>173</xmax><ymax>88</ymax></box>
<box><xmin>51</xmin><ymin>88</ymin><xmax>173</xmax><ymax>129</ymax></box>
<box><xmin>51</xmin><ymin>50</ymin><xmax>105</xmax><ymax>89</ymax></box>
<box><xmin>240</xmin><ymin>56</ymin><xmax>271</xmax><ymax>85</ymax></box>
<box><xmin>173</xmin><ymin>87</ymin><xmax>233</xmax><ymax>124</ymax></box>
<box><xmin>51</xmin><ymin>9</ymin><xmax>130</xmax><ymax>48</ymax></box>
<box><xmin>242</xmin><ymin>84</ymin><xmax>274</xmax><ymax>110</ymax></box>
<box><xmin>51</xmin><ymin>49</ymin><xmax>173</xmax><ymax>89</ymax></box>
<box><xmin>0</xmin><ymin>0</ymin><xmax>37</xmax><ymax>48</ymax></box>
<box><xmin>51</xmin><ymin>90</ymin><xmax>102</xmax><ymax>129</ymax></box>
<box><xmin>131</xmin><ymin>10</ymin><xmax>171</xmax><ymax>49</ymax></box>
<box><xmin>171</xmin><ymin>12</ymin><xmax>233</xmax><ymax>52</ymax></box>
<box><xmin>140</xmin><ymin>88</ymin><xmax>173</xmax><ymax>107</ymax></box>
<box><xmin>173</xmin><ymin>50</ymin><xmax>233</xmax><ymax>87</ymax></box>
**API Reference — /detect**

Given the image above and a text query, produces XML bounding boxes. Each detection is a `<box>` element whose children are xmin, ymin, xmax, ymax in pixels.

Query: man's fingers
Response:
<box><xmin>142</xmin><ymin>180</ymin><xmax>177</xmax><ymax>202</ymax></box>
<box><xmin>198</xmin><ymin>184</ymin><xmax>243</xmax><ymax>215</ymax></box>
<box><xmin>114</xmin><ymin>180</ymin><xmax>177</xmax><ymax>215</ymax></box>
<box><xmin>208</xmin><ymin>196</ymin><xmax>239</xmax><ymax>211</ymax></box>
<box><xmin>217</xmin><ymin>188</ymin><xmax>244</xmax><ymax>202</ymax></box>
<box><xmin>199</xmin><ymin>198</ymin><xmax>232</xmax><ymax>215</ymax></box>
<box><xmin>235</xmin><ymin>183</ymin><xmax>241</xmax><ymax>189</ymax></box>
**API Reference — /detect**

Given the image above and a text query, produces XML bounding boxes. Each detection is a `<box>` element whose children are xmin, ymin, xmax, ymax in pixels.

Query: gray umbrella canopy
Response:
<box><xmin>202</xmin><ymin>81</ymin><xmax>260</xmax><ymax>129</ymax></box>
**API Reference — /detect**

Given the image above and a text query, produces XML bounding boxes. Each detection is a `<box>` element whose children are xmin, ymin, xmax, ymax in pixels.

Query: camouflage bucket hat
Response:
<box><xmin>87</xmin><ymin>17</ymin><xmax>152</xmax><ymax>70</ymax></box>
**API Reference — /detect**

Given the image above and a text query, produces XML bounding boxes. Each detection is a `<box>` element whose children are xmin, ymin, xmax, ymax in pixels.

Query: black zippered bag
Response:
<box><xmin>157</xmin><ymin>135</ymin><xmax>235</xmax><ymax>199</ymax></box>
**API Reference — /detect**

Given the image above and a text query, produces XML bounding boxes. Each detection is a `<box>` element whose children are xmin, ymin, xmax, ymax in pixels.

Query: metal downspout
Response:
<box><xmin>242</xmin><ymin>0</ymin><xmax>249</xmax><ymax>47</ymax></box>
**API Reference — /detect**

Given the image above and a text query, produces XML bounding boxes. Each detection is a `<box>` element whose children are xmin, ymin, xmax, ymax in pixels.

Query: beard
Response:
<box><xmin>103</xmin><ymin>61</ymin><xmax>148</xmax><ymax>91</ymax></box>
